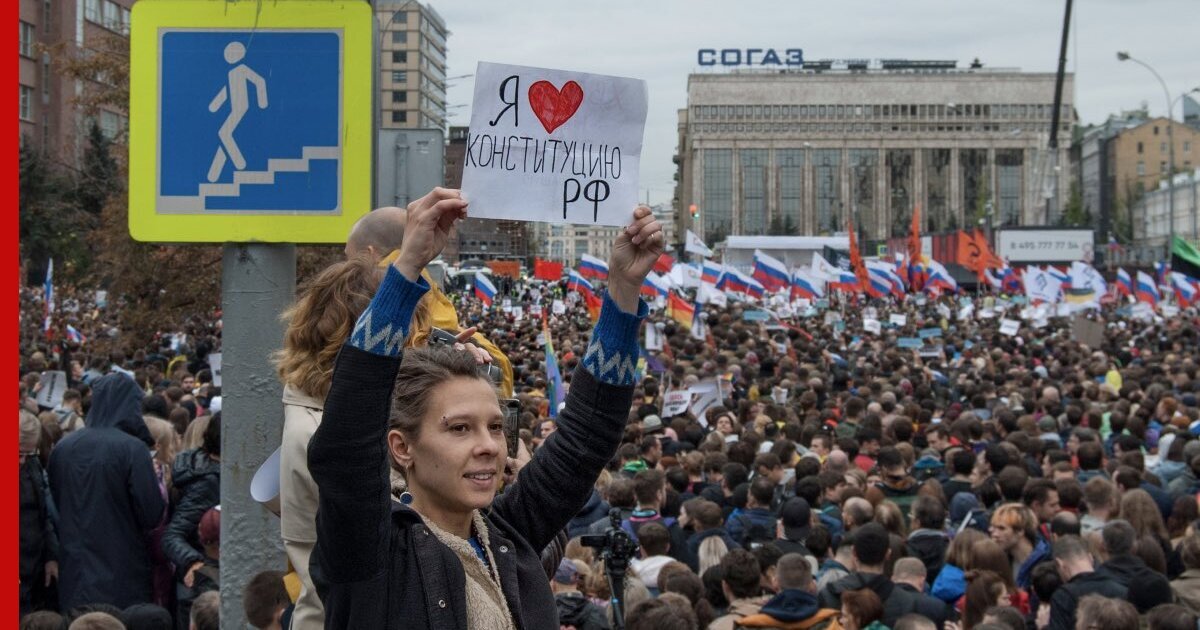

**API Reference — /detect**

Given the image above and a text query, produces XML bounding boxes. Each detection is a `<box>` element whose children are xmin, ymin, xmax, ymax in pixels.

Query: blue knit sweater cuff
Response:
<box><xmin>582</xmin><ymin>291</ymin><xmax>647</xmax><ymax>386</ymax></box>
<box><xmin>348</xmin><ymin>266</ymin><xmax>429</xmax><ymax>357</ymax></box>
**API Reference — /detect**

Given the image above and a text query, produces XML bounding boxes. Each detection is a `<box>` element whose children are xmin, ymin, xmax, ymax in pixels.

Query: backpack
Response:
<box><xmin>736</xmin><ymin>513</ymin><xmax>777</xmax><ymax>549</ymax></box>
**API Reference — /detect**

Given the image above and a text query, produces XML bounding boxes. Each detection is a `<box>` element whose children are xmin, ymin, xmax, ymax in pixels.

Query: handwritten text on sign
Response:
<box><xmin>461</xmin><ymin>62</ymin><xmax>648</xmax><ymax>226</ymax></box>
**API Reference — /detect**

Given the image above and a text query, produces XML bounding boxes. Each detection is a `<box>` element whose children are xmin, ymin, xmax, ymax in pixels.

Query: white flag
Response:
<box><xmin>685</xmin><ymin>230</ymin><xmax>713</xmax><ymax>257</ymax></box>
<box><xmin>810</xmin><ymin>253</ymin><xmax>840</xmax><ymax>281</ymax></box>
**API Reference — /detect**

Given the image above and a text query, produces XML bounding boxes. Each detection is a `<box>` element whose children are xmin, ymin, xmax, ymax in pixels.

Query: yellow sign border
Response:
<box><xmin>129</xmin><ymin>0</ymin><xmax>372</xmax><ymax>243</ymax></box>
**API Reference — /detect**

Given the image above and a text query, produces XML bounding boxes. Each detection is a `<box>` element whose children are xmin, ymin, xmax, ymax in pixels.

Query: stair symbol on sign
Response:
<box><xmin>158</xmin><ymin>145</ymin><xmax>340</xmax><ymax>213</ymax></box>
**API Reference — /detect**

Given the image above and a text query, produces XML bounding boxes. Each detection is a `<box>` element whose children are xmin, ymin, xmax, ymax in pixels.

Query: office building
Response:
<box><xmin>374</xmin><ymin>0</ymin><xmax>448</xmax><ymax>131</ymax></box>
<box><xmin>673</xmin><ymin>59</ymin><xmax>1074</xmax><ymax>245</ymax></box>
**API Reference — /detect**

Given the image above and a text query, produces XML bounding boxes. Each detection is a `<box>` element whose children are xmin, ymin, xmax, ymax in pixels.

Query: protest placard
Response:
<box><xmin>552</xmin><ymin>299</ymin><xmax>566</xmax><ymax>315</ymax></box>
<box><xmin>889</xmin><ymin>314</ymin><xmax>907</xmax><ymax>327</ymax></box>
<box><xmin>36</xmin><ymin>371</ymin><xmax>68</xmax><ymax>409</ymax></box>
<box><xmin>460</xmin><ymin>62</ymin><xmax>648</xmax><ymax>225</ymax></box>
<box><xmin>662</xmin><ymin>390</ymin><xmax>691</xmax><ymax>418</ymax></box>
<box><xmin>897</xmin><ymin>337</ymin><xmax>923</xmax><ymax>349</ymax></box>
<box><xmin>863</xmin><ymin>319</ymin><xmax>882</xmax><ymax>335</ymax></box>
<box><xmin>919</xmin><ymin>327</ymin><xmax>942</xmax><ymax>338</ymax></box>
<box><xmin>644</xmin><ymin>324</ymin><xmax>663</xmax><ymax>351</ymax></box>
<box><xmin>530</xmin><ymin>304</ymin><xmax>542</xmax><ymax>317</ymax></box>
<box><xmin>771</xmin><ymin>386</ymin><xmax>789</xmax><ymax>405</ymax></box>
<box><xmin>999</xmin><ymin>319</ymin><xmax>1021</xmax><ymax>336</ymax></box>
<box><xmin>208</xmin><ymin>353</ymin><xmax>222</xmax><ymax>387</ymax></box>
<box><xmin>1162</xmin><ymin>304</ymin><xmax>1180</xmax><ymax>318</ymax></box>
<box><xmin>1070</xmin><ymin>316</ymin><xmax>1104</xmax><ymax>348</ymax></box>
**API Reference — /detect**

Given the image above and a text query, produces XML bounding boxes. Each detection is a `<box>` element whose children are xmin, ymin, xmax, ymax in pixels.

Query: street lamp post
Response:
<box><xmin>1118</xmin><ymin>51</ymin><xmax>1175</xmax><ymax>251</ymax></box>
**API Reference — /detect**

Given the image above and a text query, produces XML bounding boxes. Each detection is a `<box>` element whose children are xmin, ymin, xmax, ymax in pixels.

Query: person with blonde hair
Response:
<box><xmin>309</xmin><ymin>190</ymin><xmax>664</xmax><ymax>629</ymax></box>
<box><xmin>988</xmin><ymin>503</ymin><xmax>1047</xmax><ymax>591</ymax></box>
<box><xmin>272</xmin><ymin>255</ymin><xmax>384</xmax><ymax>630</ymax></box>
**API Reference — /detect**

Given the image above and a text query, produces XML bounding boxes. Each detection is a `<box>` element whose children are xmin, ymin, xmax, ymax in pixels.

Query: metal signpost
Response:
<box><xmin>129</xmin><ymin>1</ymin><xmax>372</xmax><ymax>624</ymax></box>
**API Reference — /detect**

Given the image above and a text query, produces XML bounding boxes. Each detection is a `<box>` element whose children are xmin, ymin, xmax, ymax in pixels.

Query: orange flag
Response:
<box><xmin>974</xmin><ymin>229</ymin><xmax>1005</xmax><ymax>270</ymax></box>
<box><xmin>907</xmin><ymin>204</ymin><xmax>923</xmax><ymax>288</ymax></box>
<box><xmin>848</xmin><ymin>219</ymin><xmax>880</xmax><ymax>298</ymax></box>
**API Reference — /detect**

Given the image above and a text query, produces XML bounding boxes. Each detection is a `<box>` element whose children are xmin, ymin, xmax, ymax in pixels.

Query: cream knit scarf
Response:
<box><xmin>419</xmin><ymin>510</ymin><xmax>516</xmax><ymax>630</ymax></box>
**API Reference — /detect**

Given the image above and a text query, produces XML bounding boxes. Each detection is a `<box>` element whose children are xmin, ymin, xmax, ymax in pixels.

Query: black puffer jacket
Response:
<box><xmin>161</xmin><ymin>448</ymin><xmax>220</xmax><ymax>576</ymax></box>
<box><xmin>818</xmin><ymin>572</ymin><xmax>955</xmax><ymax>629</ymax></box>
<box><xmin>310</xmin><ymin>346</ymin><xmax>634</xmax><ymax>630</ymax></box>
<box><xmin>48</xmin><ymin>374</ymin><xmax>165</xmax><ymax>610</ymax></box>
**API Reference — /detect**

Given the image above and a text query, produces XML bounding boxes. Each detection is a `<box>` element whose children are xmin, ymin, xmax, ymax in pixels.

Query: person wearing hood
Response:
<box><xmin>162</xmin><ymin>413</ymin><xmax>222</xmax><ymax>627</ymax></box>
<box><xmin>818</xmin><ymin>523</ymin><xmax>954</xmax><ymax>628</ymax></box>
<box><xmin>906</xmin><ymin>496</ymin><xmax>949</xmax><ymax>581</ymax></box>
<box><xmin>551</xmin><ymin>559</ymin><xmax>609</xmax><ymax>630</ymax></box>
<box><xmin>48</xmin><ymin>373</ymin><xmax>166</xmax><ymax>611</ymax></box>
<box><xmin>735</xmin><ymin>553</ymin><xmax>841</xmax><ymax>629</ymax></box>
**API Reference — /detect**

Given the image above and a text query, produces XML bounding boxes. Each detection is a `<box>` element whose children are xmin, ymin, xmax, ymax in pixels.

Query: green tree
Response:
<box><xmin>1059</xmin><ymin>181</ymin><xmax>1088</xmax><ymax>227</ymax></box>
<box><xmin>783</xmin><ymin>215</ymin><xmax>797</xmax><ymax>235</ymax></box>
<box><xmin>75</xmin><ymin>121</ymin><xmax>121</xmax><ymax>218</ymax></box>
<box><xmin>19</xmin><ymin>140</ymin><xmax>88</xmax><ymax>284</ymax></box>
<box><xmin>971</xmin><ymin>177</ymin><xmax>992</xmax><ymax>227</ymax></box>
<box><xmin>768</xmin><ymin>214</ymin><xmax>785</xmax><ymax>235</ymax></box>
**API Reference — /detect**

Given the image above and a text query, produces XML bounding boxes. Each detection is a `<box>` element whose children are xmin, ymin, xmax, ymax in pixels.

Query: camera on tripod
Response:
<box><xmin>579</xmin><ymin>508</ymin><xmax>640</xmax><ymax>630</ymax></box>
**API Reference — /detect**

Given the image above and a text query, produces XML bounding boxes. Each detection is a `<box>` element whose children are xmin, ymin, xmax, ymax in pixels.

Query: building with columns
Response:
<box><xmin>673</xmin><ymin>60</ymin><xmax>1074</xmax><ymax>246</ymax></box>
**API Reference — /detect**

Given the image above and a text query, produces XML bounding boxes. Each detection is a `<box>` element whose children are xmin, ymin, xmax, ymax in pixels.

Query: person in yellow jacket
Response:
<box><xmin>345</xmin><ymin>202</ymin><xmax>514</xmax><ymax>397</ymax></box>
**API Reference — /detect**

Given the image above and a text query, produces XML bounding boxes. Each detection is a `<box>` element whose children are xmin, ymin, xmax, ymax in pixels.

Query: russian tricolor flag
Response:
<box><xmin>743</xmin><ymin>273</ymin><xmax>765</xmax><ymax>299</ymax></box>
<box><xmin>641</xmin><ymin>272</ymin><xmax>670</xmax><ymax>299</ymax></box>
<box><xmin>701</xmin><ymin>260</ymin><xmax>724</xmax><ymax>286</ymax></box>
<box><xmin>1001</xmin><ymin>267</ymin><xmax>1022</xmax><ymax>294</ymax></box>
<box><xmin>578</xmin><ymin>254</ymin><xmax>609</xmax><ymax>281</ymax></box>
<box><xmin>474</xmin><ymin>272</ymin><xmax>498</xmax><ymax>307</ymax></box>
<box><xmin>924</xmin><ymin>260</ymin><xmax>958</xmax><ymax>294</ymax></box>
<box><xmin>1116</xmin><ymin>268</ymin><xmax>1134</xmax><ymax>297</ymax></box>
<box><xmin>566</xmin><ymin>269</ymin><xmax>594</xmax><ymax>296</ymax></box>
<box><xmin>1135</xmin><ymin>270</ymin><xmax>1159</xmax><ymax>305</ymax></box>
<box><xmin>1047</xmin><ymin>265</ymin><xmax>1071</xmax><ymax>289</ymax></box>
<box><xmin>830</xmin><ymin>270</ymin><xmax>860</xmax><ymax>293</ymax></box>
<box><xmin>867</xmin><ymin>261</ymin><xmax>905</xmax><ymax>298</ymax></box>
<box><xmin>751</xmin><ymin>249</ymin><xmax>790</xmax><ymax>293</ymax></box>
<box><xmin>66</xmin><ymin>324</ymin><xmax>86</xmax><ymax>344</ymax></box>
<box><xmin>790</xmin><ymin>269</ymin><xmax>823</xmax><ymax>300</ymax></box>
<box><xmin>1170</xmin><ymin>272</ymin><xmax>1198</xmax><ymax>306</ymax></box>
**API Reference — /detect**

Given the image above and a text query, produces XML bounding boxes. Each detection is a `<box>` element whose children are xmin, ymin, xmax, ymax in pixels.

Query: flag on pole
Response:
<box><xmin>641</xmin><ymin>272</ymin><xmax>670</xmax><ymax>299</ymax></box>
<box><xmin>666</xmin><ymin>291</ymin><xmax>695</xmax><ymax>329</ymax></box>
<box><xmin>1116</xmin><ymin>268</ymin><xmax>1134</xmax><ymax>297</ymax></box>
<box><xmin>542</xmin><ymin>319</ymin><xmax>564</xmax><ymax>417</ymax></box>
<box><xmin>701</xmin><ymin>260</ymin><xmax>724</xmax><ymax>286</ymax></box>
<box><xmin>924</xmin><ymin>260</ymin><xmax>958</xmax><ymax>295</ymax></box>
<box><xmin>685</xmin><ymin>230</ymin><xmax>713</xmax><ymax>257</ymax></box>
<box><xmin>751</xmin><ymin>249</ymin><xmax>790</xmax><ymax>292</ymax></box>
<box><xmin>809</xmin><ymin>252</ymin><xmax>841</xmax><ymax>282</ymax></box>
<box><xmin>43</xmin><ymin>258</ymin><xmax>54</xmax><ymax>332</ymax></box>
<box><xmin>847</xmin><ymin>219</ymin><xmax>879</xmax><ymax>297</ymax></box>
<box><xmin>1023</xmin><ymin>267</ymin><xmax>1062</xmax><ymax>304</ymax></box>
<box><xmin>790</xmin><ymin>269</ymin><xmax>823</xmax><ymax>300</ymax></box>
<box><xmin>566</xmin><ymin>269</ymin><xmax>594</xmax><ymax>296</ymax></box>
<box><xmin>474</xmin><ymin>272</ymin><xmax>497</xmax><ymax>307</ymax></box>
<box><xmin>66</xmin><ymin>324</ymin><xmax>87</xmax><ymax>344</ymax></box>
<box><xmin>1135</xmin><ymin>271</ymin><xmax>1159</xmax><ymax>305</ymax></box>
<box><xmin>866</xmin><ymin>260</ymin><xmax>905</xmax><ymax>298</ymax></box>
<box><xmin>1170</xmin><ymin>272</ymin><xmax>1198</xmax><ymax>306</ymax></box>
<box><xmin>578</xmin><ymin>254</ymin><xmax>609</xmax><ymax>281</ymax></box>
<box><xmin>653</xmin><ymin>253</ymin><xmax>676</xmax><ymax>274</ymax></box>
<box><xmin>907</xmin><ymin>205</ymin><xmax>923</xmax><ymax>289</ymax></box>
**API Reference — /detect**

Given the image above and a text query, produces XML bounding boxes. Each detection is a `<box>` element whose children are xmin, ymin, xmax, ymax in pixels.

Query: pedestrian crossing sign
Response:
<box><xmin>128</xmin><ymin>0</ymin><xmax>372</xmax><ymax>243</ymax></box>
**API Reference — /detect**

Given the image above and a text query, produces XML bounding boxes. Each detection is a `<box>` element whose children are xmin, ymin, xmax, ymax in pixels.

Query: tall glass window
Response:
<box><xmin>997</xmin><ymin>149</ymin><xmax>1023</xmax><ymax>226</ymax></box>
<box><xmin>960</xmin><ymin>149</ymin><xmax>988</xmax><ymax>228</ymax></box>
<box><xmin>815</xmin><ymin>150</ymin><xmax>842</xmax><ymax>235</ymax></box>
<box><xmin>703</xmin><ymin>150</ymin><xmax>733</xmax><ymax>239</ymax></box>
<box><xmin>849</xmin><ymin>150</ymin><xmax>878</xmax><ymax>239</ymax></box>
<box><xmin>887</xmin><ymin>150</ymin><xmax>913</xmax><ymax>237</ymax></box>
<box><xmin>777</xmin><ymin>149</ymin><xmax>804</xmax><ymax>235</ymax></box>
<box><xmin>740</xmin><ymin>149</ymin><xmax>767</xmax><ymax>234</ymax></box>
<box><xmin>924</xmin><ymin>149</ymin><xmax>951</xmax><ymax>232</ymax></box>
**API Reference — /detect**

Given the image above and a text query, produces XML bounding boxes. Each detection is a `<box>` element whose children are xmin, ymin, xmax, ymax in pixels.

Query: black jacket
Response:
<box><xmin>568</xmin><ymin>491</ymin><xmax>610</xmax><ymax>538</ymax></box>
<box><xmin>48</xmin><ymin>373</ymin><xmax>165</xmax><ymax>610</ymax></box>
<box><xmin>161</xmin><ymin>448</ymin><xmax>220</xmax><ymax>577</ymax></box>
<box><xmin>907</xmin><ymin>529</ymin><xmax>949</xmax><ymax>583</ymax></box>
<box><xmin>309</xmin><ymin>346</ymin><xmax>633</xmax><ymax>630</ymax></box>
<box><xmin>818</xmin><ymin>572</ymin><xmax>955</xmax><ymax>629</ymax></box>
<box><xmin>1096</xmin><ymin>554</ymin><xmax>1172</xmax><ymax>612</ymax></box>
<box><xmin>1047</xmin><ymin>570</ymin><xmax>1128</xmax><ymax>630</ymax></box>
<box><xmin>555</xmin><ymin>592</ymin><xmax>610</xmax><ymax>630</ymax></box>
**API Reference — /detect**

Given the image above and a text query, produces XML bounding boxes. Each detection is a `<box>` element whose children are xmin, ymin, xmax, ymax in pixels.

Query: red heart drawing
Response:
<box><xmin>528</xmin><ymin>80</ymin><xmax>584</xmax><ymax>134</ymax></box>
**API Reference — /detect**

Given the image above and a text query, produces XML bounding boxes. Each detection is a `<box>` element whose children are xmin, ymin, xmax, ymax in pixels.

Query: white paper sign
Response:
<box><xmin>530</xmin><ymin>304</ymin><xmax>542</xmax><ymax>317</ymax></box>
<box><xmin>771</xmin><ymin>386</ymin><xmax>790</xmax><ymax>404</ymax></box>
<box><xmin>644</xmin><ymin>324</ymin><xmax>663</xmax><ymax>351</ymax></box>
<box><xmin>863</xmin><ymin>318</ymin><xmax>882</xmax><ymax>335</ymax></box>
<box><xmin>958</xmin><ymin>305</ymin><xmax>974</xmax><ymax>321</ymax></box>
<box><xmin>36</xmin><ymin>370</ymin><xmax>68</xmax><ymax>409</ymax></box>
<box><xmin>502</xmin><ymin>298</ymin><xmax>513</xmax><ymax>310</ymax></box>
<box><xmin>460</xmin><ymin>62</ymin><xmax>648</xmax><ymax>226</ymax></box>
<box><xmin>1131</xmin><ymin>303</ymin><xmax>1155</xmax><ymax>321</ymax></box>
<box><xmin>662</xmin><ymin>390</ymin><xmax>691</xmax><ymax>418</ymax></box>
<box><xmin>889</xmin><ymin>314</ymin><xmax>907</xmax><ymax>327</ymax></box>
<box><xmin>1162</xmin><ymin>304</ymin><xmax>1180</xmax><ymax>318</ymax></box>
<box><xmin>999</xmin><ymin>318</ymin><xmax>1021</xmax><ymax>336</ymax></box>
<box><xmin>207</xmin><ymin>353</ymin><xmax>222</xmax><ymax>387</ymax></box>
<box><xmin>552</xmin><ymin>299</ymin><xmax>566</xmax><ymax>315</ymax></box>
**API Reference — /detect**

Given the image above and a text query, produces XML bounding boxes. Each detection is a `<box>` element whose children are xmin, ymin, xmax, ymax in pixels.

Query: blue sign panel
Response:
<box><xmin>158</xmin><ymin>30</ymin><xmax>341</xmax><ymax>214</ymax></box>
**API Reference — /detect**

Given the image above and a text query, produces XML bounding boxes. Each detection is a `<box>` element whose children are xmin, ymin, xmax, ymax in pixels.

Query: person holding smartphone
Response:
<box><xmin>308</xmin><ymin>187</ymin><xmax>664</xmax><ymax>630</ymax></box>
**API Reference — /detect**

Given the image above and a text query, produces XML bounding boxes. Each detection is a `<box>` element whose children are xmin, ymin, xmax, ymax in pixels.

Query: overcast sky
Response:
<box><xmin>432</xmin><ymin>0</ymin><xmax>1199</xmax><ymax>206</ymax></box>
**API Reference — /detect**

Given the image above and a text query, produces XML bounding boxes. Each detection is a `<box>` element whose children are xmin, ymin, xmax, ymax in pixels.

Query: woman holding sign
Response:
<box><xmin>308</xmin><ymin>187</ymin><xmax>664</xmax><ymax>630</ymax></box>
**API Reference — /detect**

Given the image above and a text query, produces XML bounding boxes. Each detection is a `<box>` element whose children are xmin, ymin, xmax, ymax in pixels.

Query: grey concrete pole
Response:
<box><xmin>220</xmin><ymin>243</ymin><xmax>295</xmax><ymax>627</ymax></box>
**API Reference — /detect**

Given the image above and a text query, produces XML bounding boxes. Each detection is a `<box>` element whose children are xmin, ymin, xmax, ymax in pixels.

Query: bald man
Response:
<box><xmin>346</xmin><ymin>197</ymin><xmax>514</xmax><ymax>396</ymax></box>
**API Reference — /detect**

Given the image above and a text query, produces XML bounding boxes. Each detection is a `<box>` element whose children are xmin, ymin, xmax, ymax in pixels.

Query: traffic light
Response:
<box><xmin>689</xmin><ymin>203</ymin><xmax>699</xmax><ymax>219</ymax></box>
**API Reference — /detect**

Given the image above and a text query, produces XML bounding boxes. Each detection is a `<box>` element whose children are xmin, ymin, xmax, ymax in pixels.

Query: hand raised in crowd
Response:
<box><xmin>393</xmin><ymin>187</ymin><xmax>469</xmax><ymax>282</ymax></box>
<box><xmin>606</xmin><ymin>205</ymin><xmax>665</xmax><ymax>314</ymax></box>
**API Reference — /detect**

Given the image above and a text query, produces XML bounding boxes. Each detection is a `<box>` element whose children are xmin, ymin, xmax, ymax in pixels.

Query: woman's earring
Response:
<box><xmin>399</xmin><ymin>491</ymin><xmax>413</xmax><ymax>505</ymax></box>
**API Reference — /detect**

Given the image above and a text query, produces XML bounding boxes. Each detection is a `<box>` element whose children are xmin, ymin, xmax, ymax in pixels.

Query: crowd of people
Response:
<box><xmin>17</xmin><ymin>192</ymin><xmax>1200</xmax><ymax>630</ymax></box>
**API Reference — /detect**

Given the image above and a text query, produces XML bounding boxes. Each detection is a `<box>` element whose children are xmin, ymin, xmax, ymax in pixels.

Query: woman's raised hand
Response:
<box><xmin>393</xmin><ymin>187</ymin><xmax>468</xmax><ymax>282</ymax></box>
<box><xmin>606</xmin><ymin>205</ymin><xmax>665</xmax><ymax>314</ymax></box>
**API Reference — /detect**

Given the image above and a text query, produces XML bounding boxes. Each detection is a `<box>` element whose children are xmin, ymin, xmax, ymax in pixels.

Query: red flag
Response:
<box><xmin>584</xmin><ymin>291</ymin><xmax>603</xmax><ymax>321</ymax></box>
<box><xmin>653</xmin><ymin>253</ymin><xmax>675</xmax><ymax>274</ymax></box>
<box><xmin>534</xmin><ymin>258</ymin><xmax>564</xmax><ymax>281</ymax></box>
<box><xmin>907</xmin><ymin>204</ymin><xmax>923</xmax><ymax>289</ymax></box>
<box><xmin>848</xmin><ymin>219</ymin><xmax>880</xmax><ymax>298</ymax></box>
<box><xmin>974</xmin><ymin>229</ymin><xmax>1005</xmax><ymax>270</ymax></box>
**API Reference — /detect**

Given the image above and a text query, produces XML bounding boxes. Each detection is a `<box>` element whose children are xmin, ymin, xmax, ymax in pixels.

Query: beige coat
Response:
<box><xmin>281</xmin><ymin>385</ymin><xmax>326</xmax><ymax>630</ymax></box>
<box><xmin>1172</xmin><ymin>569</ymin><xmax>1200</xmax><ymax>615</ymax></box>
<box><xmin>709</xmin><ymin>597</ymin><xmax>768</xmax><ymax>630</ymax></box>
